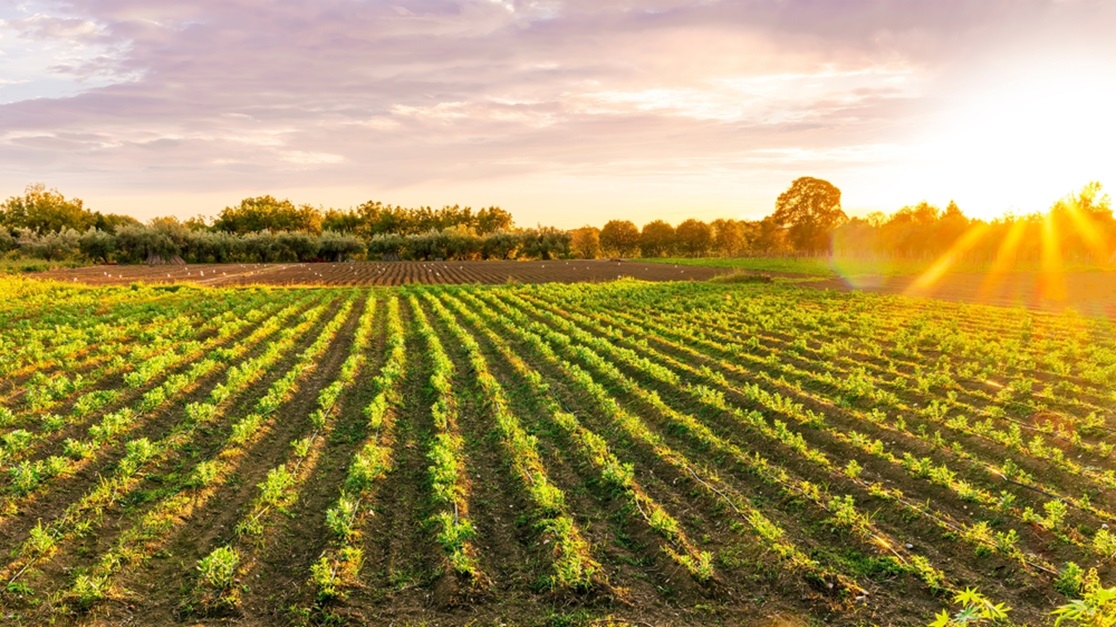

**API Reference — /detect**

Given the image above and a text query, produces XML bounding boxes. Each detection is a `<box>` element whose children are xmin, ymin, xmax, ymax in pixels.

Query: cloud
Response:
<box><xmin>0</xmin><ymin>0</ymin><xmax>1112</xmax><ymax>223</ymax></box>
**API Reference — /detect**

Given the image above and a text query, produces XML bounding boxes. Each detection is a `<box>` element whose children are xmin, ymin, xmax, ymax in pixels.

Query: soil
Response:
<box><xmin>36</xmin><ymin>260</ymin><xmax>726</xmax><ymax>287</ymax></box>
<box><xmin>36</xmin><ymin>261</ymin><xmax>1116</xmax><ymax>316</ymax></box>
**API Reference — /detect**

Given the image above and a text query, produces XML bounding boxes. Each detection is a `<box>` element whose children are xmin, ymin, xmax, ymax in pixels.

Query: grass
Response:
<box><xmin>644</xmin><ymin>256</ymin><xmax>1116</xmax><ymax>277</ymax></box>
<box><xmin>0</xmin><ymin>258</ymin><xmax>87</xmax><ymax>274</ymax></box>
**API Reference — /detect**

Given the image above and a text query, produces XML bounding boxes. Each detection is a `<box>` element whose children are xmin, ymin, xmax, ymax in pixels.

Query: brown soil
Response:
<box><xmin>61</xmin><ymin>296</ymin><xmax>355</xmax><ymax>625</ymax></box>
<box><xmin>339</xmin><ymin>301</ymin><xmax>441</xmax><ymax>622</ymax></box>
<box><xmin>37</xmin><ymin>262</ymin><xmax>1116</xmax><ymax>317</ymax></box>
<box><xmin>36</xmin><ymin>260</ymin><xmax>726</xmax><ymax>287</ymax></box>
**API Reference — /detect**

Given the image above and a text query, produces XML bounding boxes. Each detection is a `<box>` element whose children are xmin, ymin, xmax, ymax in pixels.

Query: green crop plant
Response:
<box><xmin>1093</xmin><ymin>529</ymin><xmax>1116</xmax><ymax>559</ymax></box>
<box><xmin>1056</xmin><ymin>562</ymin><xmax>1087</xmax><ymax>597</ymax></box>
<box><xmin>196</xmin><ymin>545</ymin><xmax>241</xmax><ymax>606</ymax></box>
<box><xmin>929</xmin><ymin>587</ymin><xmax>1010</xmax><ymax>626</ymax></box>
<box><xmin>1052</xmin><ymin>568</ymin><xmax>1116</xmax><ymax>626</ymax></box>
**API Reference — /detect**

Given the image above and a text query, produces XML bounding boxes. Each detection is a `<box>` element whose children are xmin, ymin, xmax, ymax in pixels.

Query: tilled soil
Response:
<box><xmin>37</xmin><ymin>260</ymin><xmax>726</xmax><ymax>286</ymax></box>
<box><xmin>37</xmin><ymin>261</ymin><xmax>1116</xmax><ymax>316</ymax></box>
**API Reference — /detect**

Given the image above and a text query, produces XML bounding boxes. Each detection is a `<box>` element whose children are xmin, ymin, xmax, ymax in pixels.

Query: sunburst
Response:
<box><xmin>901</xmin><ymin>186</ymin><xmax>1113</xmax><ymax>307</ymax></box>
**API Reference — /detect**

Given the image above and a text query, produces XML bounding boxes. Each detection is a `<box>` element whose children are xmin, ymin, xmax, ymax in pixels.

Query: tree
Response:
<box><xmin>481</xmin><ymin>231</ymin><xmax>521</xmax><ymax>260</ymax></box>
<box><xmin>831</xmin><ymin>217</ymin><xmax>879</xmax><ymax>257</ymax></box>
<box><xmin>599</xmin><ymin>220</ymin><xmax>640</xmax><ymax>257</ymax></box>
<box><xmin>214</xmin><ymin>196</ymin><xmax>322</xmax><ymax>234</ymax></box>
<box><xmin>640</xmin><ymin>220</ymin><xmax>676</xmax><ymax>257</ymax></box>
<box><xmin>318</xmin><ymin>230</ymin><xmax>365</xmax><ymax>261</ymax></box>
<box><xmin>79</xmin><ymin>228</ymin><xmax>116</xmax><ymax>263</ymax></box>
<box><xmin>275</xmin><ymin>231</ymin><xmax>320</xmax><ymax>261</ymax></box>
<box><xmin>933</xmin><ymin>200</ymin><xmax>971</xmax><ymax>253</ymax></box>
<box><xmin>752</xmin><ymin>216</ymin><xmax>789</xmax><ymax>255</ymax></box>
<box><xmin>882</xmin><ymin>201</ymin><xmax>940</xmax><ymax>257</ymax></box>
<box><xmin>185</xmin><ymin>230</ymin><xmax>242</xmax><ymax>263</ymax></box>
<box><xmin>17</xmin><ymin>227</ymin><xmax>80</xmax><ymax>260</ymax></box>
<box><xmin>711</xmin><ymin>219</ymin><xmax>746</xmax><ymax>257</ymax></box>
<box><xmin>675</xmin><ymin>219</ymin><xmax>713</xmax><ymax>257</ymax></box>
<box><xmin>114</xmin><ymin>223</ymin><xmax>185</xmax><ymax>264</ymax></box>
<box><xmin>1</xmin><ymin>184</ymin><xmax>94</xmax><ymax>233</ymax></box>
<box><xmin>520</xmin><ymin>227</ymin><xmax>571</xmax><ymax>260</ymax></box>
<box><xmin>182</xmin><ymin>214</ymin><xmax>212</xmax><ymax>231</ymax></box>
<box><xmin>1049</xmin><ymin>182</ymin><xmax>1115</xmax><ymax>262</ymax></box>
<box><xmin>570</xmin><ymin>226</ymin><xmax>601</xmax><ymax>259</ymax></box>
<box><xmin>322</xmin><ymin>208</ymin><xmax>361</xmax><ymax>234</ymax></box>
<box><xmin>770</xmin><ymin>177</ymin><xmax>846</xmax><ymax>254</ymax></box>
<box><xmin>93</xmin><ymin>211</ymin><xmax>141</xmax><ymax>233</ymax></box>
<box><xmin>475</xmin><ymin>207</ymin><xmax>514</xmax><ymax>234</ymax></box>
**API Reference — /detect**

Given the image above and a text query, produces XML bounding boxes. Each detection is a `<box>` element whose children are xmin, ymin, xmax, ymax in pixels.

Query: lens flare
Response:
<box><xmin>905</xmin><ymin>223</ymin><xmax>991</xmax><ymax>296</ymax></box>
<box><xmin>977</xmin><ymin>220</ymin><xmax>1029</xmax><ymax>302</ymax></box>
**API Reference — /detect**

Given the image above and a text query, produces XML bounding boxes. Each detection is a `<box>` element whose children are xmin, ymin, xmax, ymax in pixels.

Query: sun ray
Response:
<box><xmin>1059</xmin><ymin>197</ymin><xmax>1111</xmax><ymax>265</ymax></box>
<box><xmin>1038</xmin><ymin>209</ymin><xmax>1067</xmax><ymax>303</ymax></box>
<box><xmin>905</xmin><ymin>222</ymin><xmax>991</xmax><ymax>296</ymax></box>
<box><xmin>978</xmin><ymin>219</ymin><xmax>1029</xmax><ymax>302</ymax></box>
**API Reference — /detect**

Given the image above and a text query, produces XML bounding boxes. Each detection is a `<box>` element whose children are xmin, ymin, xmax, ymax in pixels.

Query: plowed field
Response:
<box><xmin>37</xmin><ymin>260</ymin><xmax>724</xmax><ymax>286</ymax></box>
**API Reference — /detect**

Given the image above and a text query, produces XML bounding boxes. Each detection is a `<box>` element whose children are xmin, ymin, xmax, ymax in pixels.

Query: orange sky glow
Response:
<box><xmin>1</xmin><ymin>1</ymin><xmax>1113</xmax><ymax>228</ymax></box>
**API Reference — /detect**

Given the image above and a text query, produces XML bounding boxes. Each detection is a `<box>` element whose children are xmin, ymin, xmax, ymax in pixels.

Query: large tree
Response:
<box><xmin>599</xmin><ymin>219</ymin><xmax>641</xmax><ymax>257</ymax></box>
<box><xmin>570</xmin><ymin>226</ymin><xmax>601</xmax><ymax>259</ymax></box>
<box><xmin>1</xmin><ymin>184</ymin><xmax>94</xmax><ymax>233</ymax></box>
<box><xmin>475</xmin><ymin>206</ymin><xmax>514</xmax><ymax>234</ymax></box>
<box><xmin>770</xmin><ymin>177</ymin><xmax>846</xmax><ymax>254</ymax></box>
<box><xmin>675</xmin><ymin>219</ymin><xmax>713</xmax><ymax>257</ymax></box>
<box><xmin>711</xmin><ymin>219</ymin><xmax>746</xmax><ymax>257</ymax></box>
<box><xmin>214</xmin><ymin>196</ymin><xmax>323</xmax><ymax>234</ymax></box>
<box><xmin>639</xmin><ymin>220</ymin><xmax>675</xmax><ymax>257</ymax></box>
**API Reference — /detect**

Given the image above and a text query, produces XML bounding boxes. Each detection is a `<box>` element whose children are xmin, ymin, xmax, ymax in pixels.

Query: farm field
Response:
<box><xmin>2</xmin><ymin>277</ymin><xmax>1116</xmax><ymax>625</ymax></box>
<box><xmin>36</xmin><ymin>260</ymin><xmax>727</xmax><ymax>287</ymax></box>
<box><xmin>651</xmin><ymin>258</ymin><xmax>1116</xmax><ymax>316</ymax></box>
<box><xmin>38</xmin><ymin>260</ymin><xmax>1116</xmax><ymax>319</ymax></box>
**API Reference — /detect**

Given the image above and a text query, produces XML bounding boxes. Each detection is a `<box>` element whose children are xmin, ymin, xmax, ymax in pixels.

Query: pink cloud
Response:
<box><xmin>0</xmin><ymin>0</ymin><xmax>1112</xmax><ymax>224</ymax></box>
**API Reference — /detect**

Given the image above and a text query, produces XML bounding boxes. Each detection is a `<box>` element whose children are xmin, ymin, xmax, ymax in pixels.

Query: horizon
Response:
<box><xmin>2</xmin><ymin>1</ymin><xmax>1114</xmax><ymax>228</ymax></box>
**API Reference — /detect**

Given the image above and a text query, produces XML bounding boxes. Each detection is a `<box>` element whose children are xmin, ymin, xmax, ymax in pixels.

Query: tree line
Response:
<box><xmin>0</xmin><ymin>188</ymin><xmax>562</xmax><ymax>263</ymax></box>
<box><xmin>2</xmin><ymin>178</ymin><xmax>1113</xmax><ymax>265</ymax></box>
<box><xmin>580</xmin><ymin>178</ymin><xmax>1114</xmax><ymax>265</ymax></box>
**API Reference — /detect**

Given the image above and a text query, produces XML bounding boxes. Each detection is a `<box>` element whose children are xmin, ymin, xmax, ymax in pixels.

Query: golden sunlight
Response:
<box><xmin>911</xmin><ymin>63</ymin><xmax>1114</xmax><ymax>220</ymax></box>
<box><xmin>904</xmin><ymin>222</ymin><xmax>991</xmax><ymax>294</ymax></box>
<box><xmin>903</xmin><ymin>183</ymin><xmax>1114</xmax><ymax>309</ymax></box>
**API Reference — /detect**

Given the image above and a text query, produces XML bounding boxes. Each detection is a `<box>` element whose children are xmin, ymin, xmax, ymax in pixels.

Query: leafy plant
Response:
<box><xmin>929</xmin><ymin>587</ymin><xmax>1011</xmax><ymax>626</ymax></box>
<box><xmin>1057</xmin><ymin>562</ymin><xmax>1086</xmax><ymax>597</ymax></box>
<box><xmin>197</xmin><ymin>545</ymin><xmax>240</xmax><ymax>591</ymax></box>
<box><xmin>1052</xmin><ymin>568</ymin><xmax>1116</xmax><ymax>626</ymax></box>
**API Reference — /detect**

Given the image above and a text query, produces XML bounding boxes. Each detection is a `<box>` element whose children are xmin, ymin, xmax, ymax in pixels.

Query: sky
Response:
<box><xmin>0</xmin><ymin>0</ymin><xmax>1113</xmax><ymax>228</ymax></box>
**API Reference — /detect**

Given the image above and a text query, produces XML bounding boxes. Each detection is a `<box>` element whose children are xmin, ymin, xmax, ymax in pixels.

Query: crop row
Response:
<box><xmin>3</xmin><ymin>278</ymin><xmax>1113</xmax><ymax>625</ymax></box>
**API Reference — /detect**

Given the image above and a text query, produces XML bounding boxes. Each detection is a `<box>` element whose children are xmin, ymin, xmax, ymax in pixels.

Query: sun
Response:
<box><xmin>907</xmin><ymin>60</ymin><xmax>1115</xmax><ymax>221</ymax></box>
<box><xmin>900</xmin><ymin>184</ymin><xmax>1113</xmax><ymax>305</ymax></box>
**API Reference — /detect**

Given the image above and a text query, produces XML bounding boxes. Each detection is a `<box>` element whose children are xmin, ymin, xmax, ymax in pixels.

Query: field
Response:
<box><xmin>36</xmin><ymin>260</ymin><xmax>726</xmax><ymax>286</ymax></box>
<box><xmin>37</xmin><ymin>259</ymin><xmax>1116</xmax><ymax>318</ymax></box>
<box><xmin>649</xmin><ymin>258</ymin><xmax>1116</xmax><ymax>315</ymax></box>
<box><xmin>2</xmin><ymin>276</ymin><xmax>1116</xmax><ymax>626</ymax></box>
